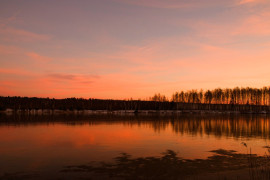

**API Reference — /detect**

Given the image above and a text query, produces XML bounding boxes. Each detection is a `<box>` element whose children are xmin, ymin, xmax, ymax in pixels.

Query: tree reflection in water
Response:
<box><xmin>61</xmin><ymin>149</ymin><xmax>270</xmax><ymax>180</ymax></box>
<box><xmin>2</xmin><ymin>114</ymin><xmax>270</xmax><ymax>140</ymax></box>
<box><xmin>1</xmin><ymin>114</ymin><xmax>270</xmax><ymax>179</ymax></box>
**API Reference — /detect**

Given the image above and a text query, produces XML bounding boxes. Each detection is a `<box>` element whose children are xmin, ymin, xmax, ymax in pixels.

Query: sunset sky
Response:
<box><xmin>1</xmin><ymin>0</ymin><xmax>270</xmax><ymax>99</ymax></box>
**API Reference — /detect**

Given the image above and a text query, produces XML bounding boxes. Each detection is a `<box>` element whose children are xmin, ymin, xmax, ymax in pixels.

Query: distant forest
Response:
<box><xmin>0</xmin><ymin>87</ymin><xmax>270</xmax><ymax>112</ymax></box>
<box><xmin>153</xmin><ymin>87</ymin><xmax>270</xmax><ymax>105</ymax></box>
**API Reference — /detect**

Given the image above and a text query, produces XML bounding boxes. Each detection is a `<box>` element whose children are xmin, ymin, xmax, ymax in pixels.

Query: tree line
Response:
<box><xmin>0</xmin><ymin>96</ymin><xmax>173</xmax><ymax>111</ymax></box>
<box><xmin>168</xmin><ymin>87</ymin><xmax>270</xmax><ymax>105</ymax></box>
<box><xmin>0</xmin><ymin>86</ymin><xmax>270</xmax><ymax>112</ymax></box>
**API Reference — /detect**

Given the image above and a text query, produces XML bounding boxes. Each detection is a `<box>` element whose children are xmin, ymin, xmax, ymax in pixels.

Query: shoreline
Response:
<box><xmin>1</xmin><ymin>109</ymin><xmax>269</xmax><ymax>115</ymax></box>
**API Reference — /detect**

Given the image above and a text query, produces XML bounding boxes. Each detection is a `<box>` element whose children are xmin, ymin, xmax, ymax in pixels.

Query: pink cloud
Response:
<box><xmin>0</xmin><ymin>67</ymin><xmax>101</xmax><ymax>98</ymax></box>
<box><xmin>114</xmin><ymin>0</ymin><xmax>232</xmax><ymax>9</ymax></box>
<box><xmin>0</xmin><ymin>68</ymin><xmax>34</xmax><ymax>76</ymax></box>
<box><xmin>237</xmin><ymin>0</ymin><xmax>265</xmax><ymax>5</ymax></box>
<box><xmin>114</xmin><ymin>0</ymin><xmax>196</xmax><ymax>9</ymax></box>
<box><xmin>0</xmin><ymin>44</ymin><xmax>23</xmax><ymax>54</ymax></box>
<box><xmin>0</xmin><ymin>25</ymin><xmax>51</xmax><ymax>42</ymax></box>
<box><xmin>232</xmin><ymin>12</ymin><xmax>270</xmax><ymax>36</ymax></box>
<box><xmin>26</xmin><ymin>52</ymin><xmax>52</xmax><ymax>63</ymax></box>
<box><xmin>46</xmin><ymin>73</ymin><xmax>99</xmax><ymax>84</ymax></box>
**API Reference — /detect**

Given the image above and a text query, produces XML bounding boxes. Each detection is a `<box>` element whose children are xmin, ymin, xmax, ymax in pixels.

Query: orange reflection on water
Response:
<box><xmin>0</xmin><ymin>114</ymin><xmax>270</xmax><ymax>174</ymax></box>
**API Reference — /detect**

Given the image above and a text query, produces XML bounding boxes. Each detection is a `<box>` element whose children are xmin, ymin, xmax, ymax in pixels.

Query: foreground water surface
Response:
<box><xmin>1</xmin><ymin>113</ymin><xmax>270</xmax><ymax>179</ymax></box>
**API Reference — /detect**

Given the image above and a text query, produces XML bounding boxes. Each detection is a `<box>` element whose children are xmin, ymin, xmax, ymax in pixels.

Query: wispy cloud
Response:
<box><xmin>114</xmin><ymin>0</ymin><xmax>235</xmax><ymax>9</ymax></box>
<box><xmin>232</xmin><ymin>11</ymin><xmax>270</xmax><ymax>36</ymax></box>
<box><xmin>0</xmin><ymin>68</ymin><xmax>34</xmax><ymax>76</ymax></box>
<box><xmin>0</xmin><ymin>25</ymin><xmax>51</xmax><ymax>42</ymax></box>
<box><xmin>237</xmin><ymin>0</ymin><xmax>265</xmax><ymax>5</ymax></box>
<box><xmin>47</xmin><ymin>73</ymin><xmax>99</xmax><ymax>82</ymax></box>
<box><xmin>26</xmin><ymin>52</ymin><xmax>52</xmax><ymax>63</ymax></box>
<box><xmin>0</xmin><ymin>11</ymin><xmax>21</xmax><ymax>26</ymax></box>
<box><xmin>0</xmin><ymin>44</ymin><xmax>22</xmax><ymax>54</ymax></box>
<box><xmin>114</xmin><ymin>0</ymin><xmax>197</xmax><ymax>9</ymax></box>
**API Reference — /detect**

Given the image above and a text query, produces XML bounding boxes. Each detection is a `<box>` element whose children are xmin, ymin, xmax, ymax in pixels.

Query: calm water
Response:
<box><xmin>1</xmin><ymin>114</ymin><xmax>270</xmax><ymax>179</ymax></box>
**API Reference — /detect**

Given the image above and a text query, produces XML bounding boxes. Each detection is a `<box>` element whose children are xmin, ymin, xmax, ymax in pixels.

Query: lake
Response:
<box><xmin>0</xmin><ymin>113</ymin><xmax>270</xmax><ymax>179</ymax></box>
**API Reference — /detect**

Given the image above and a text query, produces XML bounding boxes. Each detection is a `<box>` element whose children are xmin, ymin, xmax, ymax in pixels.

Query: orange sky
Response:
<box><xmin>1</xmin><ymin>0</ymin><xmax>270</xmax><ymax>99</ymax></box>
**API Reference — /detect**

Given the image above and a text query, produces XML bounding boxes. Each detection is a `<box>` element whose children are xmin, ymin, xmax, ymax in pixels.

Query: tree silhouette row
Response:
<box><xmin>1</xmin><ymin>86</ymin><xmax>270</xmax><ymax>112</ymax></box>
<box><xmin>169</xmin><ymin>87</ymin><xmax>270</xmax><ymax>105</ymax></box>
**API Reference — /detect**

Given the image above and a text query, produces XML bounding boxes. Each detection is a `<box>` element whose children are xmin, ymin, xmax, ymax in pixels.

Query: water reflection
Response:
<box><xmin>1</xmin><ymin>113</ymin><xmax>270</xmax><ymax>139</ymax></box>
<box><xmin>1</xmin><ymin>114</ymin><xmax>270</xmax><ymax>179</ymax></box>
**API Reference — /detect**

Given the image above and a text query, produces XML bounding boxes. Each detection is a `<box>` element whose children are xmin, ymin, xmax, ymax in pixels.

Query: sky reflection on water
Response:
<box><xmin>0</xmin><ymin>114</ymin><xmax>270</xmax><ymax>179</ymax></box>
